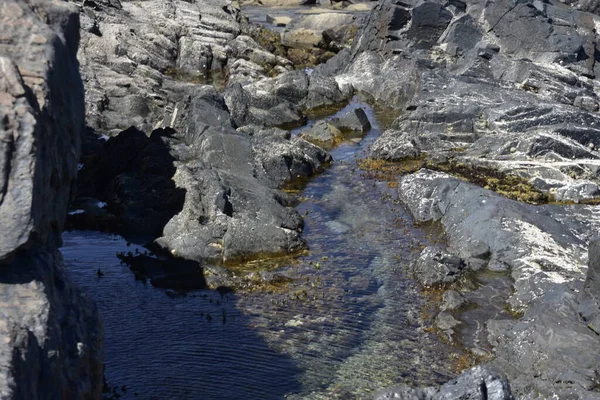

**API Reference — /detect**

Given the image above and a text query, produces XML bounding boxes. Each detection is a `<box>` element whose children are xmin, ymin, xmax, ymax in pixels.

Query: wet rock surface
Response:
<box><xmin>411</xmin><ymin>246</ymin><xmax>467</xmax><ymax>287</ymax></box>
<box><xmin>0</xmin><ymin>0</ymin><xmax>103</xmax><ymax>397</ymax></box>
<box><xmin>303</xmin><ymin>0</ymin><xmax>600</xmax><ymax>396</ymax></box>
<box><xmin>396</xmin><ymin>170</ymin><xmax>600</xmax><ymax>397</ymax></box>
<box><xmin>374</xmin><ymin>365</ymin><xmax>514</xmax><ymax>400</ymax></box>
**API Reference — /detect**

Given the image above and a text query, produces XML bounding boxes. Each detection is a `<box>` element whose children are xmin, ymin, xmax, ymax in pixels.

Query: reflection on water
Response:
<box><xmin>63</xmin><ymin>100</ymin><xmax>457</xmax><ymax>399</ymax></box>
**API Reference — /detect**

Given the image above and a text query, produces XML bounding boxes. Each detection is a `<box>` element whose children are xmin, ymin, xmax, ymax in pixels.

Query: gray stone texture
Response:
<box><xmin>0</xmin><ymin>0</ymin><xmax>103</xmax><ymax>398</ymax></box>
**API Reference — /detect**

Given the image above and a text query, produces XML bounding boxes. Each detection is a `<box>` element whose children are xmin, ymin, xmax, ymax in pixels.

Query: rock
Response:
<box><xmin>330</xmin><ymin>107</ymin><xmax>371</xmax><ymax>132</ymax></box>
<box><xmin>486</xmin><ymin>319</ymin><xmax>514</xmax><ymax>348</ymax></box>
<box><xmin>407</xmin><ymin>2</ymin><xmax>452</xmax><ymax>49</ymax></box>
<box><xmin>398</xmin><ymin>170</ymin><xmax>600</xmax><ymax>397</ymax></box>
<box><xmin>252</xmin><ymin>126</ymin><xmax>332</xmax><ymax>186</ymax></box>
<box><xmin>578</xmin><ymin>238</ymin><xmax>600</xmax><ymax>334</ymax></box>
<box><xmin>573</xmin><ymin>95</ymin><xmax>599</xmax><ymax>112</ymax></box>
<box><xmin>487</xmin><ymin>258</ymin><xmax>510</xmax><ymax>272</ymax></box>
<box><xmin>303</xmin><ymin>72</ymin><xmax>349</xmax><ymax>110</ymax></box>
<box><xmin>466</xmin><ymin>257</ymin><xmax>488</xmax><ymax>271</ymax></box>
<box><xmin>241</xmin><ymin>0</ymin><xmax>301</xmax><ymax>5</ymax></box>
<box><xmin>335</xmin><ymin>52</ymin><xmax>420</xmax><ymax>109</ymax></box>
<box><xmin>0</xmin><ymin>0</ymin><xmax>103</xmax><ymax>397</ymax></box>
<box><xmin>76</xmin><ymin>0</ymin><xmax>299</xmax><ymax>134</ymax></box>
<box><xmin>374</xmin><ymin>366</ymin><xmax>514</xmax><ymax>400</ymax></box>
<box><xmin>322</xmin><ymin>24</ymin><xmax>360</xmax><ymax>51</ymax></box>
<box><xmin>291</xmin><ymin>12</ymin><xmax>355</xmax><ymax>32</ymax></box>
<box><xmin>412</xmin><ymin>246</ymin><xmax>466</xmax><ymax>286</ymax></box>
<box><xmin>346</xmin><ymin>3</ymin><xmax>372</xmax><ymax>12</ymax></box>
<box><xmin>71</xmin><ymin>0</ymin><xmax>336</xmax><ymax>266</ymax></box>
<box><xmin>399</xmin><ymin>170</ymin><xmax>586</xmax><ymax>306</ymax></box>
<box><xmin>228</xmin><ymin>35</ymin><xmax>292</xmax><ymax>71</ymax></box>
<box><xmin>300</xmin><ymin>120</ymin><xmax>342</xmax><ymax>144</ymax></box>
<box><xmin>440</xmin><ymin>290</ymin><xmax>468</xmax><ymax>311</ymax></box>
<box><xmin>282</xmin><ymin>28</ymin><xmax>323</xmax><ymax>48</ymax></box>
<box><xmin>224</xmin><ymin>81</ymin><xmax>305</xmax><ymax>127</ymax></box>
<box><xmin>440</xmin><ymin>15</ymin><xmax>482</xmax><ymax>57</ymax></box>
<box><xmin>435</xmin><ymin>312</ymin><xmax>462</xmax><ymax>336</ymax></box>
<box><xmin>0</xmin><ymin>248</ymin><xmax>104</xmax><ymax>400</ymax></box>
<box><xmin>334</xmin><ymin>0</ymin><xmax>600</xmax><ymax>396</ymax></box>
<box><xmin>370</xmin><ymin>130</ymin><xmax>421</xmax><ymax>160</ymax></box>
<box><xmin>555</xmin><ymin>181</ymin><xmax>600</xmax><ymax>203</ymax></box>
<box><xmin>153</xmin><ymin>121</ymin><xmax>331</xmax><ymax>263</ymax></box>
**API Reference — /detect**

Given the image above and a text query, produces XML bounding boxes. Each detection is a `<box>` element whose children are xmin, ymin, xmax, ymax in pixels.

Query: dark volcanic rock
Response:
<box><xmin>156</xmin><ymin>125</ymin><xmax>330</xmax><ymax>263</ymax></box>
<box><xmin>0</xmin><ymin>0</ymin><xmax>103</xmax><ymax>397</ymax></box>
<box><xmin>407</xmin><ymin>1</ymin><xmax>452</xmax><ymax>49</ymax></box>
<box><xmin>0</xmin><ymin>248</ymin><xmax>104</xmax><ymax>399</ymax></box>
<box><xmin>77</xmin><ymin>0</ymin><xmax>293</xmax><ymax>134</ymax></box>
<box><xmin>72</xmin><ymin>59</ymin><xmax>334</xmax><ymax>261</ymax></box>
<box><xmin>224</xmin><ymin>81</ymin><xmax>305</xmax><ymax>128</ymax></box>
<box><xmin>374</xmin><ymin>365</ymin><xmax>514</xmax><ymax>400</ymax></box>
<box><xmin>169</xmin><ymin>0</ymin><xmax>600</xmax><ymax>396</ymax></box>
<box><xmin>398</xmin><ymin>170</ymin><xmax>600</xmax><ymax>398</ymax></box>
<box><xmin>440</xmin><ymin>290</ymin><xmax>469</xmax><ymax>311</ymax></box>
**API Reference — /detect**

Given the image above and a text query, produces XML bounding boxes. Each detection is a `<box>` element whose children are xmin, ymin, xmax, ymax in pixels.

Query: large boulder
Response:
<box><xmin>156</xmin><ymin>123</ymin><xmax>331</xmax><ymax>263</ymax></box>
<box><xmin>0</xmin><ymin>0</ymin><xmax>103</xmax><ymax>397</ymax></box>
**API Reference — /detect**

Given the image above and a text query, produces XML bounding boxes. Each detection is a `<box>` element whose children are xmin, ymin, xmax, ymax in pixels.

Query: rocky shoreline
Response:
<box><xmin>3</xmin><ymin>0</ymin><xmax>600</xmax><ymax>397</ymax></box>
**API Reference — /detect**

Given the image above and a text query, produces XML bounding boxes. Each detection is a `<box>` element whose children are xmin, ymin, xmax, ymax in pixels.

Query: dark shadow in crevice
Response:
<box><xmin>65</xmin><ymin>126</ymin><xmax>186</xmax><ymax>244</ymax></box>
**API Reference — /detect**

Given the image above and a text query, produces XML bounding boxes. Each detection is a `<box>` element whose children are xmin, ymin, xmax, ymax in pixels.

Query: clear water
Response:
<box><xmin>63</xmin><ymin>101</ymin><xmax>457</xmax><ymax>399</ymax></box>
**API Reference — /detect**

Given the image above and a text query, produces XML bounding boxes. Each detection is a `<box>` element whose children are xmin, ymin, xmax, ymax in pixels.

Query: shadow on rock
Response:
<box><xmin>66</xmin><ymin>126</ymin><xmax>186</xmax><ymax>242</ymax></box>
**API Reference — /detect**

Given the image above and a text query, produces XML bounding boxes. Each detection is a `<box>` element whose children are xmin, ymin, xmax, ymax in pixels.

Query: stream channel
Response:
<box><xmin>63</xmin><ymin>100</ymin><xmax>463</xmax><ymax>399</ymax></box>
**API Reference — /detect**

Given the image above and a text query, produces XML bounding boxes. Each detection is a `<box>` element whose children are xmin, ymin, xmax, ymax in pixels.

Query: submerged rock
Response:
<box><xmin>412</xmin><ymin>246</ymin><xmax>466</xmax><ymax>287</ymax></box>
<box><xmin>440</xmin><ymin>290</ymin><xmax>469</xmax><ymax>311</ymax></box>
<box><xmin>300</xmin><ymin>120</ymin><xmax>342</xmax><ymax>144</ymax></box>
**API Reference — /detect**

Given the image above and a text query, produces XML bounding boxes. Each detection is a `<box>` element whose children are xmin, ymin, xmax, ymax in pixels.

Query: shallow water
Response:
<box><xmin>63</xmin><ymin>101</ymin><xmax>458</xmax><ymax>399</ymax></box>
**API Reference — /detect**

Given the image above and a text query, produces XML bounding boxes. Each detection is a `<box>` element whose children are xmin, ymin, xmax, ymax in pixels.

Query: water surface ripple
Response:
<box><xmin>64</xmin><ymin>100</ymin><xmax>456</xmax><ymax>399</ymax></box>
